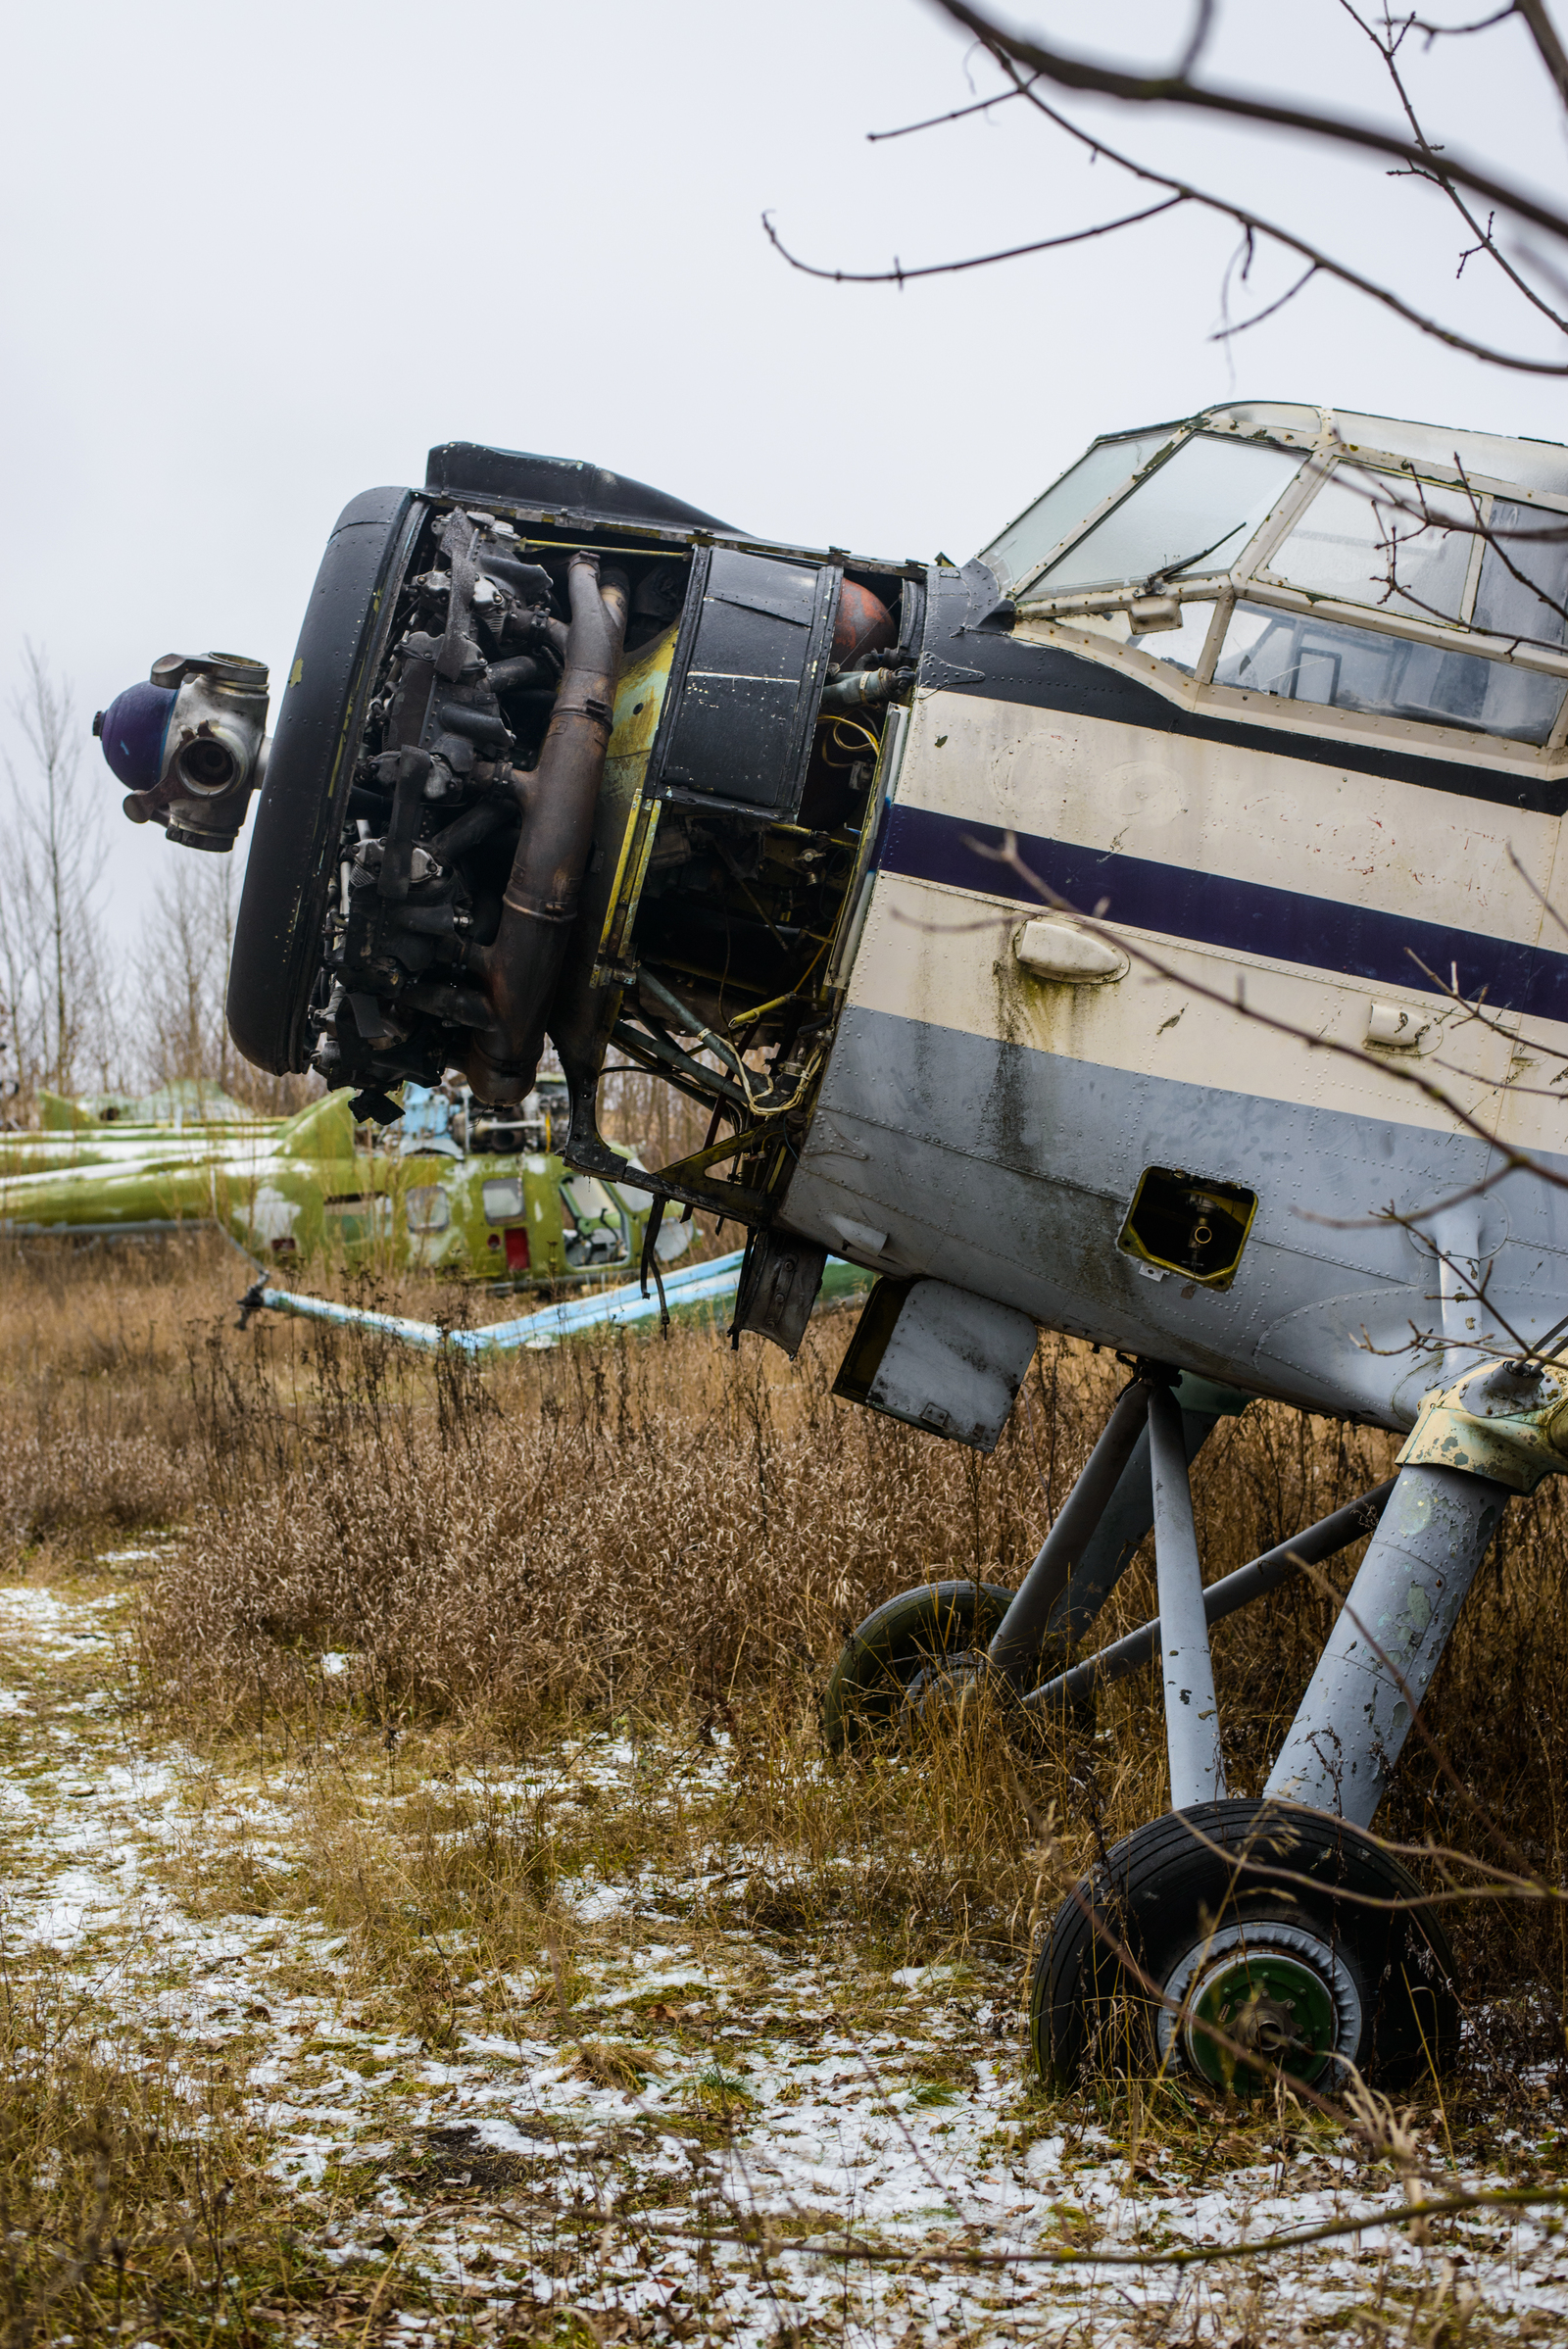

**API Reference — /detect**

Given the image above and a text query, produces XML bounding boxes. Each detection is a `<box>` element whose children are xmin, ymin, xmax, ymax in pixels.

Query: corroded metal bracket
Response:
<box><xmin>1396</xmin><ymin>1355</ymin><xmax>1568</xmax><ymax>1493</ymax></box>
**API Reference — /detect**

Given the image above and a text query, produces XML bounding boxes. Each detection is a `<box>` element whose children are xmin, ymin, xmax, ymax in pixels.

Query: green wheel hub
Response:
<box><xmin>1157</xmin><ymin>1921</ymin><xmax>1361</xmax><ymax>2094</ymax></box>
<box><xmin>1185</xmin><ymin>1949</ymin><xmax>1337</xmax><ymax>2090</ymax></box>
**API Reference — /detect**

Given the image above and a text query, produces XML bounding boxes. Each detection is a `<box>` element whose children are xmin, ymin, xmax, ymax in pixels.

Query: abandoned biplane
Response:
<box><xmin>96</xmin><ymin>400</ymin><xmax>1568</xmax><ymax>2091</ymax></box>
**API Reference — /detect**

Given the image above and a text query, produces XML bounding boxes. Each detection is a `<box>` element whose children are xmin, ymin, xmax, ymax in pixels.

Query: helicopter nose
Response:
<box><xmin>91</xmin><ymin>680</ymin><xmax>176</xmax><ymax>789</ymax></box>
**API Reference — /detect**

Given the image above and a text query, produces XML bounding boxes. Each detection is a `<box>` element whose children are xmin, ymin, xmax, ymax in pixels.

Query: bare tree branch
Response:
<box><xmin>1173</xmin><ymin>0</ymin><xmax>1218</xmax><ymax>81</ymax></box>
<box><xmin>808</xmin><ymin>35</ymin><xmax>1568</xmax><ymax>372</ymax></box>
<box><xmin>1335</xmin><ymin>0</ymin><xmax>1568</xmax><ymax>332</ymax></box>
<box><xmin>1516</xmin><ymin>0</ymin><xmax>1568</xmax><ymax>105</ymax></box>
<box><xmin>1005</xmin><ymin>71</ymin><xmax>1568</xmax><ymax>369</ymax></box>
<box><xmin>866</xmin><ymin>84</ymin><xmax>1028</xmax><ymax>141</ymax></box>
<box><xmin>761</xmin><ymin>194</ymin><xmax>1185</xmax><ymax>284</ymax></box>
<box><xmin>931</xmin><ymin>0</ymin><xmax>1568</xmax><ymax>249</ymax></box>
<box><xmin>1210</xmin><ymin>259</ymin><xmax>1320</xmax><ymax>341</ymax></box>
<box><xmin>779</xmin><ymin>6</ymin><xmax>1568</xmax><ymax>368</ymax></box>
<box><xmin>1410</xmin><ymin>6</ymin><xmax>1520</xmax><ymax>37</ymax></box>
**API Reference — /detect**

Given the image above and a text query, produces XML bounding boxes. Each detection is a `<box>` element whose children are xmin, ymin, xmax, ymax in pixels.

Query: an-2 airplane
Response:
<box><xmin>96</xmin><ymin>401</ymin><xmax>1568</xmax><ymax>2093</ymax></box>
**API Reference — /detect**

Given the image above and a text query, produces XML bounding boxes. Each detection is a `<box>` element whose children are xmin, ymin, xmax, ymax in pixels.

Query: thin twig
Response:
<box><xmin>642</xmin><ymin>2179</ymin><xmax>1568</xmax><ymax>2268</ymax></box>
<box><xmin>932</xmin><ymin>0</ymin><xmax>1568</xmax><ymax>249</ymax></box>
<box><xmin>761</xmin><ymin>196</ymin><xmax>1185</xmax><ymax>285</ymax></box>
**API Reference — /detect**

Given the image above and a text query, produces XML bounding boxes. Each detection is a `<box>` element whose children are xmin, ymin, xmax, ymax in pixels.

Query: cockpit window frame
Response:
<box><xmin>996</xmin><ymin>407</ymin><xmax>1568</xmax><ymax>767</ymax></box>
<box><xmin>979</xmin><ymin>421</ymin><xmax>1190</xmax><ymax>598</ymax></box>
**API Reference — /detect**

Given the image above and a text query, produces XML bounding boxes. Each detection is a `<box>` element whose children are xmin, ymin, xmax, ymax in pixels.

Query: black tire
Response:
<box><xmin>1032</xmin><ymin>1799</ymin><xmax>1459</xmax><ymax>2095</ymax></box>
<box><xmin>822</xmin><ymin>1580</ymin><xmax>1013</xmax><ymax>1754</ymax></box>
<box><xmin>226</xmin><ymin>486</ymin><xmax>422</xmax><ymax>1074</ymax></box>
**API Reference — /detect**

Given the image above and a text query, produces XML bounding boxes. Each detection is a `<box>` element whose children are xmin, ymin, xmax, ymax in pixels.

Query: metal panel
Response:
<box><xmin>837</xmin><ymin>1277</ymin><xmax>1038</xmax><ymax>1451</ymax></box>
<box><xmin>422</xmin><ymin>443</ymin><xmax>732</xmax><ymax>532</ymax></box>
<box><xmin>781</xmin><ymin>1000</ymin><xmax>1568</xmax><ymax>1431</ymax></box>
<box><xmin>651</xmin><ymin>547</ymin><xmax>841</xmax><ymax>819</ymax></box>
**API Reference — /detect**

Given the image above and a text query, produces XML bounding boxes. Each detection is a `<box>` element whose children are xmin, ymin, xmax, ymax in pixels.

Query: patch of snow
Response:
<box><xmin>3</xmin><ymin>1575</ymin><xmax>1565</xmax><ymax>2348</ymax></box>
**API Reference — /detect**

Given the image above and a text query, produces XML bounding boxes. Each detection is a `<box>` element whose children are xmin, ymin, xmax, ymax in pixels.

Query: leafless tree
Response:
<box><xmin>134</xmin><ymin>854</ymin><xmax>237</xmax><ymax>1104</ymax></box>
<box><xmin>129</xmin><ymin>853</ymin><xmax>318</xmax><ymax>1116</ymax></box>
<box><xmin>0</xmin><ymin>646</ymin><xmax>115</xmax><ymax>1108</ymax></box>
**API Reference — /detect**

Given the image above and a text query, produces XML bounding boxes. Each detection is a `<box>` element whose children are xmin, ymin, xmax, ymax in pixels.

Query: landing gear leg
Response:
<box><xmin>822</xmin><ymin>1367</ymin><xmax>1240</xmax><ymax>1745</ymax></box>
<box><xmin>823</xmin><ymin>1369</ymin><xmax>1158</xmax><ymax>1747</ymax></box>
<box><xmin>1264</xmin><ymin>1463</ymin><xmax>1510</xmax><ymax>1826</ymax></box>
<box><xmin>1035</xmin><ymin>1429</ymin><xmax>1488</xmax><ymax>2091</ymax></box>
<box><xmin>985</xmin><ymin>1374</ymin><xmax>1154</xmax><ymax>1688</ymax></box>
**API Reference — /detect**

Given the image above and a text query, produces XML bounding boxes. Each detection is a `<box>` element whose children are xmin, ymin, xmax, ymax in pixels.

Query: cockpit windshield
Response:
<box><xmin>1032</xmin><ymin>435</ymin><xmax>1299</xmax><ymax>596</ymax></box>
<box><xmin>981</xmin><ymin>431</ymin><xmax>1174</xmax><ymax>596</ymax></box>
<box><xmin>982</xmin><ymin>405</ymin><xmax>1568</xmax><ymax>753</ymax></box>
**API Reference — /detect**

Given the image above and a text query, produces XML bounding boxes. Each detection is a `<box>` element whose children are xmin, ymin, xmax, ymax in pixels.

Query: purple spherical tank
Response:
<box><xmin>93</xmin><ymin>681</ymin><xmax>175</xmax><ymax>790</ymax></box>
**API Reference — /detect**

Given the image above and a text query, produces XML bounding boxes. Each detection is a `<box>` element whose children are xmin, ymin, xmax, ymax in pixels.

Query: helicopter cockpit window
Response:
<box><xmin>1034</xmin><ymin>435</ymin><xmax>1301</xmax><ymax>595</ymax></box>
<box><xmin>481</xmin><ymin>1177</ymin><xmax>526</xmax><ymax>1224</ymax></box>
<box><xmin>1217</xmin><ymin>601</ymin><xmax>1568</xmax><ymax>744</ymax></box>
<box><xmin>561</xmin><ymin>1174</ymin><xmax>627</xmax><ymax>1267</ymax></box>
<box><xmin>405</xmin><ymin>1184</ymin><xmax>451</xmax><ymax>1234</ymax></box>
<box><xmin>1264</xmin><ymin>474</ymin><xmax>1472</xmax><ymax>622</ymax></box>
<box><xmin>981</xmin><ymin>431</ymin><xmax>1175</xmax><ymax>595</ymax></box>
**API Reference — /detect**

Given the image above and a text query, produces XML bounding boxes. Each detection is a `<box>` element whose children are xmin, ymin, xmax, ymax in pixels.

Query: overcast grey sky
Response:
<box><xmin>4</xmin><ymin>0</ymin><xmax>1564</xmax><ymax>949</ymax></box>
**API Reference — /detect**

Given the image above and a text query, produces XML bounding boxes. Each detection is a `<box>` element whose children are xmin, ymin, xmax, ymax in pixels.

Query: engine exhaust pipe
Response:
<box><xmin>462</xmin><ymin>552</ymin><xmax>628</xmax><ymax>1103</ymax></box>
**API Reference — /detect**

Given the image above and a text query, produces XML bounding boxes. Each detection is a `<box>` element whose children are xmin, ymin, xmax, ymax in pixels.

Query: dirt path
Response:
<box><xmin>3</xmin><ymin>1566</ymin><xmax>1566</xmax><ymax>2346</ymax></box>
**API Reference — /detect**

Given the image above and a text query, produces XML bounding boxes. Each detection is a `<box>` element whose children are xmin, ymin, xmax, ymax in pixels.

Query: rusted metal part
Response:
<box><xmin>832</xmin><ymin>579</ymin><xmax>896</xmax><ymax>668</ymax></box>
<box><xmin>819</xmin><ymin>667</ymin><xmax>899</xmax><ymax>711</ymax></box>
<box><xmin>591</xmin><ymin>792</ymin><xmax>663</xmax><ymax>988</ymax></box>
<box><xmin>1395</xmin><ymin>1353</ymin><xmax>1568</xmax><ymax>1493</ymax></box>
<box><xmin>608</xmin><ymin>1019</ymin><xmax>749</xmax><ymax>1112</ymax></box>
<box><xmin>435</xmin><ymin>511</ymin><xmax>481</xmax><ymax>682</ymax></box>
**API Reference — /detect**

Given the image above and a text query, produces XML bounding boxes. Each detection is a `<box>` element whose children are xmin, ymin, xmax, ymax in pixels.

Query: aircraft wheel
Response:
<box><xmin>1031</xmin><ymin>1798</ymin><xmax>1458</xmax><ymax>2094</ymax></box>
<box><xmin>821</xmin><ymin>1581</ymin><xmax>1012</xmax><ymax>1754</ymax></box>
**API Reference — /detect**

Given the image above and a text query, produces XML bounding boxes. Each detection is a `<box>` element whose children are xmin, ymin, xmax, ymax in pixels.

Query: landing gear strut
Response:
<box><xmin>823</xmin><ymin>1359</ymin><xmax>1511</xmax><ymax>2088</ymax></box>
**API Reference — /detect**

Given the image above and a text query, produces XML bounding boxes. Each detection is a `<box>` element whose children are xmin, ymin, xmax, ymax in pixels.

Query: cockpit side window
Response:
<box><xmin>1474</xmin><ymin>500</ymin><xmax>1568</xmax><ymax>651</ymax></box>
<box><xmin>1000</xmin><ymin>414</ymin><xmax>1568</xmax><ymax>758</ymax></box>
<box><xmin>1218</xmin><ymin>601</ymin><xmax>1567</xmax><ymax>744</ymax></box>
<box><xmin>560</xmin><ymin>1174</ymin><xmax>628</xmax><ymax>1267</ymax></box>
<box><xmin>1264</xmin><ymin>472</ymin><xmax>1472</xmax><ymax>623</ymax></box>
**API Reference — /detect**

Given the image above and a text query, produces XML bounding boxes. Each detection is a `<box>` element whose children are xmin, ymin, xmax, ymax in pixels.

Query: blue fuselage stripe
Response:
<box><xmin>882</xmin><ymin>802</ymin><xmax>1568</xmax><ymax>1022</ymax></box>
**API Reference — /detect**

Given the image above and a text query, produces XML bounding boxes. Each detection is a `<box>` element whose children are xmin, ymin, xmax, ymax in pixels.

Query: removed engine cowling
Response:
<box><xmin>93</xmin><ymin>446</ymin><xmax>918</xmax><ymax>1175</ymax></box>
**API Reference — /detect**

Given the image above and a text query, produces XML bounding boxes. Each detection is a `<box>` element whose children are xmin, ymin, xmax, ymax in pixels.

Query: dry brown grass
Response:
<box><xmin>2</xmin><ymin>1232</ymin><xmax>1567</xmax><ymax>2082</ymax></box>
<box><xmin>8</xmin><ymin>1233</ymin><xmax>1568</xmax><ymax>2342</ymax></box>
<box><xmin>0</xmin><ymin>1954</ymin><xmax>303</xmax><ymax>2349</ymax></box>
